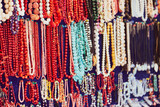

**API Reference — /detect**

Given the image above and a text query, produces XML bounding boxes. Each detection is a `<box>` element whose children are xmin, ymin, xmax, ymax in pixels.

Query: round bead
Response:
<box><xmin>33</xmin><ymin>2</ymin><xmax>39</xmax><ymax>8</ymax></box>
<box><xmin>4</xmin><ymin>0</ymin><xmax>9</xmax><ymax>3</ymax></box>
<box><xmin>5</xmin><ymin>4</ymin><xmax>9</xmax><ymax>8</ymax></box>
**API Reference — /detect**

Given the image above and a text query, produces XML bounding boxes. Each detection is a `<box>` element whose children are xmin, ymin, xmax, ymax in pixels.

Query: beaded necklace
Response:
<box><xmin>105</xmin><ymin>23</ymin><xmax>116</xmax><ymax>76</ymax></box>
<box><xmin>76</xmin><ymin>94</ymin><xmax>83</xmax><ymax>107</ymax></box>
<box><xmin>46</xmin><ymin>80</ymin><xmax>51</xmax><ymax>100</ymax></box>
<box><xmin>50</xmin><ymin>0</ymin><xmax>62</xmax><ymax>27</ymax></box>
<box><xmin>34</xmin><ymin>22</ymin><xmax>41</xmax><ymax>80</ymax></box>
<box><xmin>18</xmin><ymin>80</ymin><xmax>24</xmax><ymax>103</ymax></box>
<box><xmin>70</xmin><ymin>78</ymin><xmax>80</xmax><ymax>99</ymax></box>
<box><xmin>91</xmin><ymin>0</ymin><xmax>98</xmax><ymax>21</ymax></box>
<box><xmin>32</xmin><ymin>82</ymin><xmax>39</xmax><ymax>105</ymax></box>
<box><xmin>26</xmin><ymin>20</ymin><xmax>36</xmax><ymax>79</ymax></box>
<box><xmin>158</xmin><ymin>75</ymin><xmax>160</xmax><ymax>99</ymax></box>
<box><xmin>46</xmin><ymin>25</ymin><xmax>52</xmax><ymax>82</ymax></box>
<box><xmin>94</xmin><ymin>23</ymin><xmax>102</xmax><ymax>74</ymax></box>
<box><xmin>97</xmin><ymin>91</ymin><xmax>103</xmax><ymax>107</ymax></box>
<box><xmin>39</xmin><ymin>0</ymin><xmax>51</xmax><ymax>25</ymax></box>
<box><xmin>84</xmin><ymin>20</ymin><xmax>92</xmax><ymax>49</ymax></box>
<box><xmin>126</xmin><ymin>22</ymin><xmax>131</xmax><ymax>72</ymax></box>
<box><xmin>63</xmin><ymin>26</ymin><xmax>74</xmax><ymax>79</ymax></box>
<box><xmin>117</xmin><ymin>72</ymin><xmax>124</xmax><ymax>106</ymax></box>
<box><xmin>124</xmin><ymin>0</ymin><xmax>131</xmax><ymax>19</ymax></box>
<box><xmin>59</xmin><ymin>80</ymin><xmax>65</xmax><ymax>103</ymax></box>
<box><xmin>22</xmin><ymin>20</ymin><xmax>29</xmax><ymax>79</ymax></box>
<box><xmin>116</xmin><ymin>17</ymin><xmax>126</xmax><ymax>66</ymax></box>
<box><xmin>62</xmin><ymin>79</ymin><xmax>70</xmax><ymax>107</ymax></box>
<box><xmin>71</xmin><ymin>21</ymin><xmax>92</xmax><ymax>83</ymax></box>
<box><xmin>141</xmin><ymin>0</ymin><xmax>148</xmax><ymax>21</ymax></box>
<box><xmin>16</xmin><ymin>0</ymin><xmax>25</xmax><ymax>16</ymax></box>
<box><xmin>41</xmin><ymin>23</ymin><xmax>47</xmax><ymax>77</ymax></box>
<box><xmin>41</xmin><ymin>77</ymin><xmax>47</xmax><ymax>100</ymax></box>
<box><xmin>10</xmin><ymin>1</ymin><xmax>19</xmax><ymax>35</ymax></box>
<box><xmin>0</xmin><ymin>0</ymin><xmax>14</xmax><ymax>22</ymax></box>
<box><xmin>7</xmin><ymin>20</ymin><xmax>15</xmax><ymax>76</ymax></box>
<box><xmin>153</xmin><ymin>74</ymin><xmax>158</xmax><ymax>92</ymax></box>
<box><xmin>8</xmin><ymin>82</ymin><xmax>16</xmax><ymax>105</ymax></box>
<box><xmin>24</xmin><ymin>81</ymin><xmax>34</xmax><ymax>102</ymax></box>
<box><xmin>54</xmin><ymin>81</ymin><xmax>60</xmax><ymax>102</ymax></box>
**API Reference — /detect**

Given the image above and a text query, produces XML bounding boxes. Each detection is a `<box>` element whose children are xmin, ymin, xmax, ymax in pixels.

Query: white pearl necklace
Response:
<box><xmin>126</xmin><ymin>22</ymin><xmax>131</xmax><ymax>72</ymax></box>
<box><xmin>39</xmin><ymin>0</ymin><xmax>51</xmax><ymax>25</ymax></box>
<box><xmin>16</xmin><ymin>0</ymin><xmax>25</xmax><ymax>16</ymax></box>
<box><xmin>0</xmin><ymin>0</ymin><xmax>14</xmax><ymax>22</ymax></box>
<box><xmin>131</xmin><ymin>0</ymin><xmax>148</xmax><ymax>21</ymax></box>
<box><xmin>102</xmin><ymin>23</ymin><xmax>107</xmax><ymax>76</ymax></box>
<box><xmin>116</xmin><ymin>17</ymin><xmax>126</xmax><ymax>66</ymax></box>
<box><xmin>104</xmin><ymin>0</ymin><xmax>115</xmax><ymax>22</ymax></box>
<box><xmin>94</xmin><ymin>23</ymin><xmax>101</xmax><ymax>75</ymax></box>
<box><xmin>41</xmin><ymin>77</ymin><xmax>47</xmax><ymax>100</ymax></box>
<box><xmin>141</xmin><ymin>0</ymin><xmax>148</xmax><ymax>22</ymax></box>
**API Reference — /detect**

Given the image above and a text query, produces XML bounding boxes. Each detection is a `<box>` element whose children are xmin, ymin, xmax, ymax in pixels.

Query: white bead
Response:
<box><xmin>5</xmin><ymin>4</ymin><xmax>9</xmax><ymax>8</ymax></box>
<box><xmin>0</xmin><ymin>4</ymin><xmax>2</xmax><ymax>8</ymax></box>
<box><xmin>9</xmin><ymin>7</ymin><xmax>13</xmax><ymax>11</ymax></box>
<box><xmin>46</xmin><ymin>7</ymin><xmax>50</xmax><ymax>11</ymax></box>
<box><xmin>39</xmin><ymin>6</ymin><xmax>42</xmax><ymax>10</ymax></box>
<box><xmin>4</xmin><ymin>0</ymin><xmax>9</xmax><ymax>3</ymax></box>
<box><xmin>40</xmin><ymin>14</ymin><xmax>43</xmax><ymax>18</ymax></box>
<box><xmin>46</xmin><ymin>3</ymin><xmax>49</xmax><ymax>7</ymax></box>
<box><xmin>5</xmin><ymin>9</ymin><xmax>9</xmax><ymax>13</ymax></box>
<box><xmin>9</xmin><ymin>1</ymin><xmax>13</xmax><ymax>6</ymax></box>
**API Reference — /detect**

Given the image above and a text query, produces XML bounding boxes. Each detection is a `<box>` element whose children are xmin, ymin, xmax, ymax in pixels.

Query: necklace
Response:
<box><xmin>104</xmin><ymin>0</ymin><xmax>115</xmax><ymax>22</ymax></box>
<box><xmin>10</xmin><ymin>1</ymin><xmax>19</xmax><ymax>35</ymax></box>
<box><xmin>63</xmin><ymin>26</ymin><xmax>74</xmax><ymax>78</ymax></box>
<box><xmin>126</xmin><ymin>22</ymin><xmax>131</xmax><ymax>72</ymax></box>
<box><xmin>41</xmin><ymin>77</ymin><xmax>47</xmax><ymax>100</ymax></box>
<box><xmin>27</xmin><ymin>20</ymin><xmax>36</xmax><ymax>79</ymax></box>
<box><xmin>18</xmin><ymin>80</ymin><xmax>24</xmax><ymax>103</ymax></box>
<box><xmin>141</xmin><ymin>0</ymin><xmax>148</xmax><ymax>21</ymax></box>
<box><xmin>24</xmin><ymin>81</ymin><xmax>34</xmax><ymax>102</ymax></box>
<box><xmin>46</xmin><ymin>80</ymin><xmax>52</xmax><ymax>100</ymax></box>
<box><xmin>59</xmin><ymin>80</ymin><xmax>65</xmax><ymax>103</ymax></box>
<box><xmin>116</xmin><ymin>17</ymin><xmax>126</xmax><ymax>66</ymax></box>
<box><xmin>97</xmin><ymin>91</ymin><xmax>103</xmax><ymax>107</ymax></box>
<box><xmin>54</xmin><ymin>81</ymin><xmax>60</xmax><ymax>102</ymax></box>
<box><xmin>8</xmin><ymin>82</ymin><xmax>16</xmax><ymax>105</ymax></box>
<box><xmin>16</xmin><ymin>0</ymin><xmax>25</xmax><ymax>16</ymax></box>
<box><xmin>153</xmin><ymin>74</ymin><xmax>158</xmax><ymax>92</ymax></box>
<box><xmin>158</xmin><ymin>75</ymin><xmax>160</xmax><ymax>99</ymax></box>
<box><xmin>0</xmin><ymin>0</ymin><xmax>14</xmax><ymax>22</ymax></box>
<box><xmin>62</xmin><ymin>79</ymin><xmax>70</xmax><ymax>107</ymax></box>
<box><xmin>41</xmin><ymin>23</ymin><xmax>47</xmax><ymax>77</ymax></box>
<box><xmin>39</xmin><ymin>0</ymin><xmax>51</xmax><ymax>25</ymax></box>
<box><xmin>94</xmin><ymin>23</ymin><xmax>102</xmax><ymax>74</ymax></box>
<box><xmin>32</xmin><ymin>82</ymin><xmax>39</xmax><ymax>105</ymax></box>
<box><xmin>105</xmin><ymin>23</ymin><xmax>116</xmax><ymax>76</ymax></box>
<box><xmin>34</xmin><ymin>22</ymin><xmax>41</xmax><ymax>79</ymax></box>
